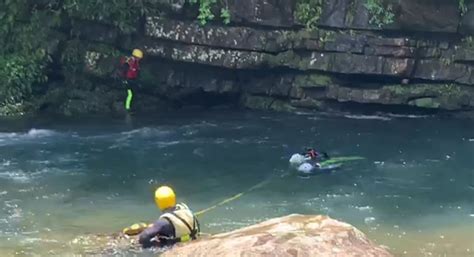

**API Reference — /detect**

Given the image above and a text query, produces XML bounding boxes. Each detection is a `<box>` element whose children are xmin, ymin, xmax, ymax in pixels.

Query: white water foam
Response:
<box><xmin>0</xmin><ymin>171</ymin><xmax>30</xmax><ymax>183</ymax></box>
<box><xmin>180</xmin><ymin>121</ymin><xmax>218</xmax><ymax>130</ymax></box>
<box><xmin>0</xmin><ymin>129</ymin><xmax>60</xmax><ymax>146</ymax></box>
<box><xmin>387</xmin><ymin>113</ymin><xmax>430</xmax><ymax>119</ymax></box>
<box><xmin>0</xmin><ymin>132</ymin><xmax>18</xmax><ymax>138</ymax></box>
<box><xmin>295</xmin><ymin>111</ymin><xmax>315</xmax><ymax>116</ymax></box>
<box><xmin>107</xmin><ymin>127</ymin><xmax>175</xmax><ymax>149</ymax></box>
<box><xmin>355</xmin><ymin>205</ymin><xmax>374</xmax><ymax>211</ymax></box>
<box><xmin>344</xmin><ymin>114</ymin><xmax>392</xmax><ymax>121</ymax></box>
<box><xmin>0</xmin><ymin>165</ymin><xmax>79</xmax><ymax>183</ymax></box>
<box><xmin>25</xmin><ymin>129</ymin><xmax>58</xmax><ymax>137</ymax></box>
<box><xmin>364</xmin><ymin>216</ymin><xmax>377</xmax><ymax>224</ymax></box>
<box><xmin>155</xmin><ymin>140</ymin><xmax>182</xmax><ymax>148</ymax></box>
<box><xmin>121</xmin><ymin>127</ymin><xmax>173</xmax><ymax>138</ymax></box>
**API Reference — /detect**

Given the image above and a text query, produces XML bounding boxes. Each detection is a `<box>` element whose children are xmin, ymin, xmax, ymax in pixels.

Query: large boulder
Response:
<box><xmin>162</xmin><ymin>214</ymin><xmax>393</xmax><ymax>257</ymax></box>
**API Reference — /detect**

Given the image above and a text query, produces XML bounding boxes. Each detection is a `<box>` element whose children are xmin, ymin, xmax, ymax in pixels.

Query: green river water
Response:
<box><xmin>0</xmin><ymin>110</ymin><xmax>473</xmax><ymax>256</ymax></box>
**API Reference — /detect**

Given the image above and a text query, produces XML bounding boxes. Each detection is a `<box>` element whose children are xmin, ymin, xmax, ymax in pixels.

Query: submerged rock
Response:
<box><xmin>162</xmin><ymin>214</ymin><xmax>393</xmax><ymax>257</ymax></box>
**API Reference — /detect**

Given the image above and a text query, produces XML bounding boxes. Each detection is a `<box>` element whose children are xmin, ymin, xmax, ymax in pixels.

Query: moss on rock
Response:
<box><xmin>241</xmin><ymin>95</ymin><xmax>295</xmax><ymax>112</ymax></box>
<box><xmin>291</xmin><ymin>98</ymin><xmax>323</xmax><ymax>109</ymax></box>
<box><xmin>408</xmin><ymin>97</ymin><xmax>441</xmax><ymax>109</ymax></box>
<box><xmin>294</xmin><ymin>74</ymin><xmax>333</xmax><ymax>88</ymax></box>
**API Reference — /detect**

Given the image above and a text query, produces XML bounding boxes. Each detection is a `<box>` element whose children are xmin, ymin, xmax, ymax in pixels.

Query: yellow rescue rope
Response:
<box><xmin>123</xmin><ymin>172</ymin><xmax>289</xmax><ymax>236</ymax></box>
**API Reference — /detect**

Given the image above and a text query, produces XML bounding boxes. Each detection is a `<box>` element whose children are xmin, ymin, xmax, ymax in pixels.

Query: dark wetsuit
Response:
<box><xmin>138</xmin><ymin>204</ymin><xmax>199</xmax><ymax>249</ymax></box>
<box><xmin>138</xmin><ymin>218</ymin><xmax>175</xmax><ymax>248</ymax></box>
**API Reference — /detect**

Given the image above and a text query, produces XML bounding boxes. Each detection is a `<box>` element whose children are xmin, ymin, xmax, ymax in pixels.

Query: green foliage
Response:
<box><xmin>0</xmin><ymin>0</ymin><xmax>152</xmax><ymax>112</ymax></box>
<box><xmin>0</xmin><ymin>54</ymin><xmax>47</xmax><ymax>104</ymax></box>
<box><xmin>440</xmin><ymin>57</ymin><xmax>452</xmax><ymax>66</ymax></box>
<box><xmin>295</xmin><ymin>0</ymin><xmax>323</xmax><ymax>30</ymax></box>
<box><xmin>365</xmin><ymin>0</ymin><xmax>395</xmax><ymax>28</ymax></box>
<box><xmin>220</xmin><ymin>7</ymin><xmax>231</xmax><ymax>25</ymax></box>
<box><xmin>188</xmin><ymin>0</ymin><xmax>231</xmax><ymax>25</ymax></box>
<box><xmin>0</xmin><ymin>1</ymin><xmax>54</xmax><ymax>106</ymax></box>
<box><xmin>0</xmin><ymin>0</ymin><xmax>233</xmax><ymax>114</ymax></box>
<box><xmin>461</xmin><ymin>36</ymin><xmax>474</xmax><ymax>48</ymax></box>
<box><xmin>319</xmin><ymin>30</ymin><xmax>335</xmax><ymax>45</ymax></box>
<box><xmin>459</xmin><ymin>0</ymin><xmax>467</xmax><ymax>16</ymax></box>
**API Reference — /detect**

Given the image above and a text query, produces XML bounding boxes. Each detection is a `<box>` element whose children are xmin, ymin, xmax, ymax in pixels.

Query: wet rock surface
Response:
<box><xmin>74</xmin><ymin>215</ymin><xmax>392</xmax><ymax>257</ymax></box>
<box><xmin>22</xmin><ymin>0</ymin><xmax>474</xmax><ymax>117</ymax></box>
<box><xmin>162</xmin><ymin>214</ymin><xmax>393</xmax><ymax>257</ymax></box>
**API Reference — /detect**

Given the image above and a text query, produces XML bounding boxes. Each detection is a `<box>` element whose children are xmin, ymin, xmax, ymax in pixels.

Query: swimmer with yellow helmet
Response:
<box><xmin>135</xmin><ymin>186</ymin><xmax>200</xmax><ymax>248</ymax></box>
<box><xmin>119</xmin><ymin>48</ymin><xmax>144</xmax><ymax>111</ymax></box>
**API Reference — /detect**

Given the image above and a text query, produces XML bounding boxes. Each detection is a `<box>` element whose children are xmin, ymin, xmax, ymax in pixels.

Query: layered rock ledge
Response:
<box><xmin>12</xmin><ymin>0</ymin><xmax>474</xmax><ymax>117</ymax></box>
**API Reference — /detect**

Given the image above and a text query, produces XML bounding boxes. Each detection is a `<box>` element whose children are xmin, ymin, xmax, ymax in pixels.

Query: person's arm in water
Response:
<box><xmin>138</xmin><ymin>219</ymin><xmax>175</xmax><ymax>248</ymax></box>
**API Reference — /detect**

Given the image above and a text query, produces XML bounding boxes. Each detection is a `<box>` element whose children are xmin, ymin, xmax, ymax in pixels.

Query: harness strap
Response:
<box><xmin>160</xmin><ymin>216</ymin><xmax>181</xmax><ymax>244</ymax></box>
<box><xmin>160</xmin><ymin>212</ymin><xmax>198</xmax><ymax>243</ymax></box>
<box><xmin>170</xmin><ymin>212</ymin><xmax>197</xmax><ymax>238</ymax></box>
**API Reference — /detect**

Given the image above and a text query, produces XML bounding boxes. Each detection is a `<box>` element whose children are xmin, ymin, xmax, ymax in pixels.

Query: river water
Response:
<box><xmin>0</xmin><ymin>110</ymin><xmax>473</xmax><ymax>256</ymax></box>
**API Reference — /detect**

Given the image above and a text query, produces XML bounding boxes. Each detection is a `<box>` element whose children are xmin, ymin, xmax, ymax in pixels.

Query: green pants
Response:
<box><xmin>125</xmin><ymin>88</ymin><xmax>133</xmax><ymax>110</ymax></box>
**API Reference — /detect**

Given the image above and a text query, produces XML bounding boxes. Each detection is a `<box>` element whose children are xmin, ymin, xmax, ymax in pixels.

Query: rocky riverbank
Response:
<box><xmin>2</xmin><ymin>0</ymin><xmax>474</xmax><ymax>117</ymax></box>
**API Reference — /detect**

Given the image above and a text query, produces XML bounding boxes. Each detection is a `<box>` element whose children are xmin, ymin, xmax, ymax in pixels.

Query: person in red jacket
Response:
<box><xmin>304</xmin><ymin>148</ymin><xmax>330</xmax><ymax>161</ymax></box>
<box><xmin>120</xmin><ymin>49</ymin><xmax>143</xmax><ymax>111</ymax></box>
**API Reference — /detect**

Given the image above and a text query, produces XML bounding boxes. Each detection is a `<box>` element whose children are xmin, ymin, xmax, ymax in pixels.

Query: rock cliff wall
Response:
<box><xmin>34</xmin><ymin>0</ymin><xmax>474</xmax><ymax>116</ymax></box>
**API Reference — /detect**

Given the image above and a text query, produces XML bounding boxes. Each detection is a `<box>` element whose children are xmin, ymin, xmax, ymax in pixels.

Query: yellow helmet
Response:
<box><xmin>132</xmin><ymin>49</ymin><xmax>143</xmax><ymax>59</ymax></box>
<box><xmin>154</xmin><ymin>186</ymin><xmax>176</xmax><ymax>210</ymax></box>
